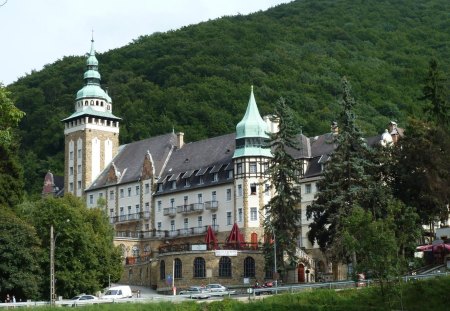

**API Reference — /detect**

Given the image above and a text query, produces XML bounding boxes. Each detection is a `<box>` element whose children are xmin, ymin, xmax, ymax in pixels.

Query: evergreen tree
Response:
<box><xmin>263</xmin><ymin>97</ymin><xmax>302</xmax><ymax>275</ymax></box>
<box><xmin>307</xmin><ymin>78</ymin><xmax>372</xmax><ymax>263</ymax></box>
<box><xmin>393</xmin><ymin>119</ymin><xmax>450</xmax><ymax>231</ymax></box>
<box><xmin>420</xmin><ymin>59</ymin><xmax>449</xmax><ymax>126</ymax></box>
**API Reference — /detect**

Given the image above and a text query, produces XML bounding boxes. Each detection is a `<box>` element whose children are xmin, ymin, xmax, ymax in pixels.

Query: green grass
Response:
<box><xmin>28</xmin><ymin>276</ymin><xmax>450</xmax><ymax>311</ymax></box>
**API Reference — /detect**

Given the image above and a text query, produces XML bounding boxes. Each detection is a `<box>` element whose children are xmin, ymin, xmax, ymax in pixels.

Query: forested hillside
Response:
<box><xmin>7</xmin><ymin>0</ymin><xmax>450</xmax><ymax>195</ymax></box>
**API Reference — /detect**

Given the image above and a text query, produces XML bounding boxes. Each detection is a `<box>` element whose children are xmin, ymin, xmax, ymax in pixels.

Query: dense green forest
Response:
<box><xmin>7</xmin><ymin>0</ymin><xmax>450</xmax><ymax>195</ymax></box>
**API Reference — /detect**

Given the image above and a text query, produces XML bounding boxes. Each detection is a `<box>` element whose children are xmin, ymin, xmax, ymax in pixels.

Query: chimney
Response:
<box><xmin>388</xmin><ymin>121</ymin><xmax>399</xmax><ymax>144</ymax></box>
<box><xmin>177</xmin><ymin>132</ymin><xmax>184</xmax><ymax>148</ymax></box>
<box><xmin>331</xmin><ymin>121</ymin><xmax>338</xmax><ymax>135</ymax></box>
<box><xmin>263</xmin><ymin>115</ymin><xmax>279</xmax><ymax>133</ymax></box>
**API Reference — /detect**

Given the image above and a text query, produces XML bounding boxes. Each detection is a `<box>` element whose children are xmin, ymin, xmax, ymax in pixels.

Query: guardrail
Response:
<box><xmin>1</xmin><ymin>272</ymin><xmax>447</xmax><ymax>308</ymax></box>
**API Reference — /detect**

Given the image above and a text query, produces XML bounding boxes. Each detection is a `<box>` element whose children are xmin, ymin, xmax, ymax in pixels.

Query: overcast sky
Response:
<box><xmin>0</xmin><ymin>0</ymin><xmax>292</xmax><ymax>86</ymax></box>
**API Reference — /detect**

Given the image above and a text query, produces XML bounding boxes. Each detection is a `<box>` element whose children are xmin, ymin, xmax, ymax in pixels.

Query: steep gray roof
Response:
<box><xmin>87</xmin><ymin>132</ymin><xmax>177</xmax><ymax>190</ymax></box>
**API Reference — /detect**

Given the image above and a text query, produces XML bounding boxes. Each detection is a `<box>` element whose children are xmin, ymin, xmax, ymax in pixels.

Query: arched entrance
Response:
<box><xmin>298</xmin><ymin>263</ymin><xmax>305</xmax><ymax>283</ymax></box>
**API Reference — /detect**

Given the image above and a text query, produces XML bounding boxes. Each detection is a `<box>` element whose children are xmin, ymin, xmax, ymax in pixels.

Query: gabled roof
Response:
<box><xmin>87</xmin><ymin>132</ymin><xmax>177</xmax><ymax>190</ymax></box>
<box><xmin>160</xmin><ymin>133</ymin><xmax>236</xmax><ymax>181</ymax></box>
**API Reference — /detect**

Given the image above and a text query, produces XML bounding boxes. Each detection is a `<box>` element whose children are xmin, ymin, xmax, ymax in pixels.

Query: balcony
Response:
<box><xmin>204</xmin><ymin>200</ymin><xmax>219</xmax><ymax>211</ymax></box>
<box><xmin>114</xmin><ymin>225</ymin><xmax>219</xmax><ymax>241</ymax></box>
<box><xmin>163</xmin><ymin>207</ymin><xmax>177</xmax><ymax>217</ymax></box>
<box><xmin>110</xmin><ymin>212</ymin><xmax>142</xmax><ymax>224</ymax></box>
<box><xmin>176</xmin><ymin>203</ymin><xmax>204</xmax><ymax>215</ymax></box>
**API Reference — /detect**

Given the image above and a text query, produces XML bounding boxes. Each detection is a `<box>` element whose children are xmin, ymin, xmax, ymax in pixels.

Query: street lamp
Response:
<box><xmin>50</xmin><ymin>225</ymin><xmax>55</xmax><ymax>306</ymax></box>
<box><xmin>50</xmin><ymin>220</ymin><xmax>69</xmax><ymax>306</ymax></box>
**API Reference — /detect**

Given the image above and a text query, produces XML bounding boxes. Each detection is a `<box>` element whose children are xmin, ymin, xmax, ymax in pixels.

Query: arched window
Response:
<box><xmin>244</xmin><ymin>256</ymin><xmax>255</xmax><ymax>278</ymax></box>
<box><xmin>160</xmin><ymin>260</ymin><xmax>165</xmax><ymax>280</ymax></box>
<box><xmin>174</xmin><ymin>258</ymin><xmax>182</xmax><ymax>279</ymax></box>
<box><xmin>219</xmin><ymin>256</ymin><xmax>232</xmax><ymax>277</ymax></box>
<box><xmin>193</xmin><ymin>257</ymin><xmax>205</xmax><ymax>278</ymax></box>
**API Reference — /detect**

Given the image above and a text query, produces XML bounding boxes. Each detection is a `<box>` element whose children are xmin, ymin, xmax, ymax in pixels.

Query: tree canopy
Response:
<box><xmin>17</xmin><ymin>195</ymin><xmax>123</xmax><ymax>299</ymax></box>
<box><xmin>5</xmin><ymin>0</ymin><xmax>450</xmax><ymax>195</ymax></box>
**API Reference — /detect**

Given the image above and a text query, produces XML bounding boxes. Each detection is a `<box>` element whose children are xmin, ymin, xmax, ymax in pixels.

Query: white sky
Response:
<box><xmin>0</xmin><ymin>0</ymin><xmax>292</xmax><ymax>86</ymax></box>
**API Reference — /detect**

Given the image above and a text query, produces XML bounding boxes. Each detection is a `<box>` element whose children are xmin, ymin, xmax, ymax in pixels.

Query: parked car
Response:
<box><xmin>179</xmin><ymin>286</ymin><xmax>211</xmax><ymax>299</ymax></box>
<box><xmin>101</xmin><ymin>285</ymin><xmax>133</xmax><ymax>299</ymax></box>
<box><xmin>206</xmin><ymin>284</ymin><xmax>227</xmax><ymax>292</ymax></box>
<box><xmin>71</xmin><ymin>294</ymin><xmax>98</xmax><ymax>301</ymax></box>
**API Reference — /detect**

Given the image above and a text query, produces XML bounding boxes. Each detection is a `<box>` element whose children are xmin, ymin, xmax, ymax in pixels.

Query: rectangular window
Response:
<box><xmin>145</xmin><ymin>202</ymin><xmax>150</xmax><ymax>211</ymax></box>
<box><xmin>226</xmin><ymin>188</ymin><xmax>231</xmax><ymax>201</ymax></box>
<box><xmin>238</xmin><ymin>208</ymin><xmax>243</xmax><ymax>222</ymax></box>
<box><xmin>227</xmin><ymin>212</ymin><xmax>232</xmax><ymax>225</ymax></box>
<box><xmin>69</xmin><ymin>167</ymin><xmax>73</xmax><ymax>176</ymax></box>
<box><xmin>157</xmin><ymin>200</ymin><xmax>162</xmax><ymax>212</ymax></box>
<box><xmin>135</xmin><ymin>204</ymin><xmax>140</xmax><ymax>213</ymax></box>
<box><xmin>77</xmin><ymin>165</ymin><xmax>81</xmax><ymax>173</ymax></box>
<box><xmin>250</xmin><ymin>183</ymin><xmax>257</xmax><ymax>195</ymax></box>
<box><xmin>77</xmin><ymin>180</ymin><xmax>81</xmax><ymax>189</ymax></box>
<box><xmin>238</xmin><ymin>184</ymin><xmax>243</xmax><ymax>197</ymax></box>
<box><xmin>305</xmin><ymin>183</ymin><xmax>312</xmax><ymax>194</ymax></box>
<box><xmin>157</xmin><ymin>222</ymin><xmax>162</xmax><ymax>230</ymax></box>
<box><xmin>145</xmin><ymin>183</ymin><xmax>150</xmax><ymax>194</ymax></box>
<box><xmin>128</xmin><ymin>187</ymin><xmax>131</xmax><ymax>197</ymax></box>
<box><xmin>199</xmin><ymin>176</ymin><xmax>204</xmax><ymax>185</ymax></box>
<box><xmin>89</xmin><ymin>195</ymin><xmax>94</xmax><ymax>204</ymax></box>
<box><xmin>184</xmin><ymin>218</ymin><xmax>188</xmax><ymax>229</ymax></box>
<box><xmin>212</xmin><ymin>191</ymin><xmax>217</xmax><ymax>201</ymax></box>
<box><xmin>145</xmin><ymin>224</ymin><xmax>149</xmax><ymax>230</ymax></box>
<box><xmin>213</xmin><ymin>172</ymin><xmax>218</xmax><ymax>182</ymax></box>
<box><xmin>170</xmin><ymin>198</ymin><xmax>175</xmax><ymax>207</ymax></box>
<box><xmin>120</xmin><ymin>189</ymin><xmax>124</xmax><ymax>198</ymax></box>
<box><xmin>228</xmin><ymin>170</ymin><xmax>233</xmax><ymax>179</ymax></box>
<box><xmin>198</xmin><ymin>193</ymin><xmax>203</xmax><ymax>203</ymax></box>
<box><xmin>135</xmin><ymin>185</ymin><xmax>140</xmax><ymax>195</ymax></box>
<box><xmin>198</xmin><ymin>216</ymin><xmax>203</xmax><ymax>227</ymax></box>
<box><xmin>128</xmin><ymin>206</ymin><xmax>132</xmax><ymax>214</ymax></box>
<box><xmin>69</xmin><ymin>151</ymin><xmax>74</xmax><ymax>160</ymax></box>
<box><xmin>237</xmin><ymin>163</ymin><xmax>242</xmax><ymax>174</ymax></box>
<box><xmin>265</xmin><ymin>183</ymin><xmax>270</xmax><ymax>196</ymax></box>
<box><xmin>171</xmin><ymin>180</ymin><xmax>176</xmax><ymax>189</ymax></box>
<box><xmin>78</xmin><ymin>149</ymin><xmax>82</xmax><ymax>158</ymax></box>
<box><xmin>185</xmin><ymin>178</ymin><xmax>190</xmax><ymax>187</ymax></box>
<box><xmin>263</xmin><ymin>163</ymin><xmax>269</xmax><ymax>173</ymax></box>
<box><xmin>249</xmin><ymin>162</ymin><xmax>257</xmax><ymax>174</ymax></box>
<box><xmin>99</xmin><ymin>192</ymin><xmax>103</xmax><ymax>198</ymax></box>
<box><xmin>109</xmin><ymin>190</ymin><xmax>114</xmax><ymax>200</ymax></box>
<box><xmin>170</xmin><ymin>220</ymin><xmax>175</xmax><ymax>231</ymax></box>
<box><xmin>250</xmin><ymin>207</ymin><xmax>257</xmax><ymax>221</ymax></box>
<box><xmin>212</xmin><ymin>214</ymin><xmax>217</xmax><ymax>226</ymax></box>
<box><xmin>157</xmin><ymin>184</ymin><xmax>163</xmax><ymax>192</ymax></box>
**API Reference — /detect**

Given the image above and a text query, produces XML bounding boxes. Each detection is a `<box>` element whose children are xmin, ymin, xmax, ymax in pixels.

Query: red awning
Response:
<box><xmin>416</xmin><ymin>244</ymin><xmax>433</xmax><ymax>252</ymax></box>
<box><xmin>205</xmin><ymin>225</ymin><xmax>218</xmax><ymax>250</ymax></box>
<box><xmin>225</xmin><ymin>223</ymin><xmax>245</xmax><ymax>249</ymax></box>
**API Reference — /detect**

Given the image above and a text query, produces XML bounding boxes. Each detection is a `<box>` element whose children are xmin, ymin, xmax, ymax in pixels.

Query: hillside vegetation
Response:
<box><xmin>7</xmin><ymin>0</ymin><xmax>450</xmax><ymax>195</ymax></box>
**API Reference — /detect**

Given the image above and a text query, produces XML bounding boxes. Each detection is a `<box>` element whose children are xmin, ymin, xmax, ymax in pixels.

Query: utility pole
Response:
<box><xmin>50</xmin><ymin>225</ymin><xmax>55</xmax><ymax>306</ymax></box>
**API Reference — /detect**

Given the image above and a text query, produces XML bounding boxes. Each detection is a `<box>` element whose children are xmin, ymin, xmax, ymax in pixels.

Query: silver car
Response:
<box><xmin>179</xmin><ymin>286</ymin><xmax>211</xmax><ymax>299</ymax></box>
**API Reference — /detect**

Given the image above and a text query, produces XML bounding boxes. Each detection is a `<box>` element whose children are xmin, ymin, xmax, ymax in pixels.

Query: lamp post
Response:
<box><xmin>50</xmin><ymin>220</ymin><xmax>69</xmax><ymax>306</ymax></box>
<box><xmin>50</xmin><ymin>225</ymin><xmax>56</xmax><ymax>306</ymax></box>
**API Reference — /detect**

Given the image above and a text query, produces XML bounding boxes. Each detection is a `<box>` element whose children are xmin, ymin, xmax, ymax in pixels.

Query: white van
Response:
<box><xmin>101</xmin><ymin>285</ymin><xmax>133</xmax><ymax>299</ymax></box>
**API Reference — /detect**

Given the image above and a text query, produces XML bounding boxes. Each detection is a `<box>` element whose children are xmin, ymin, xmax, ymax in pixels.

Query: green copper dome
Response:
<box><xmin>75</xmin><ymin>38</ymin><xmax>111</xmax><ymax>102</ymax></box>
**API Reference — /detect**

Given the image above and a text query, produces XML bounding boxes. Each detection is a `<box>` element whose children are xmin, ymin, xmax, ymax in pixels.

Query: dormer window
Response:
<box><xmin>213</xmin><ymin>173</ymin><xmax>218</xmax><ymax>182</ymax></box>
<box><xmin>228</xmin><ymin>170</ymin><xmax>233</xmax><ymax>179</ymax></box>
<box><xmin>185</xmin><ymin>179</ymin><xmax>190</xmax><ymax>187</ymax></box>
<box><xmin>171</xmin><ymin>180</ymin><xmax>176</xmax><ymax>189</ymax></box>
<box><xmin>199</xmin><ymin>176</ymin><xmax>204</xmax><ymax>185</ymax></box>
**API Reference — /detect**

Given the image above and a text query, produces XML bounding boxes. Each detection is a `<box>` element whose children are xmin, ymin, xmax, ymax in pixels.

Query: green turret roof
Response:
<box><xmin>75</xmin><ymin>38</ymin><xmax>111</xmax><ymax>102</ymax></box>
<box><xmin>235</xmin><ymin>86</ymin><xmax>269</xmax><ymax>140</ymax></box>
<box><xmin>233</xmin><ymin>86</ymin><xmax>272</xmax><ymax>158</ymax></box>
